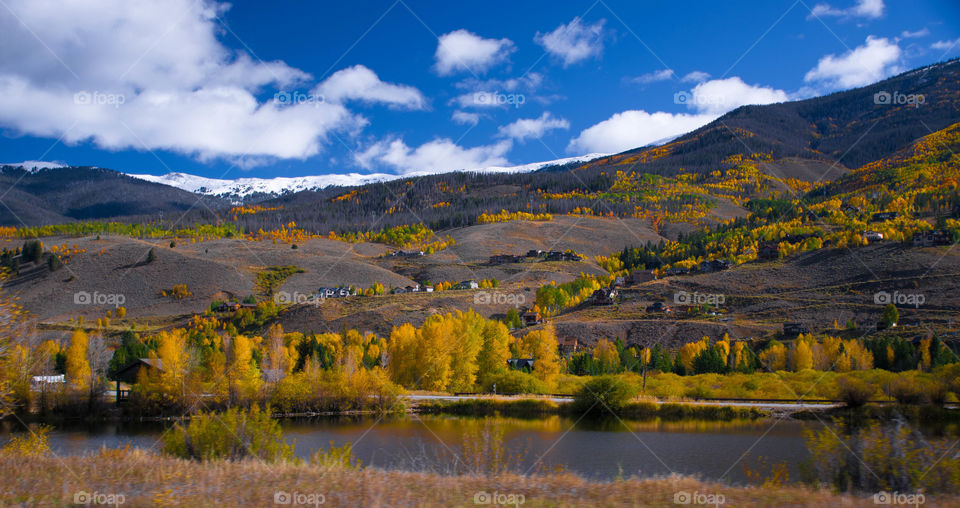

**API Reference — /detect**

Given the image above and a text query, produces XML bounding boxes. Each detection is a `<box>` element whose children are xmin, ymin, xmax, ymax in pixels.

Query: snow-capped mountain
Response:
<box><xmin>1</xmin><ymin>160</ymin><xmax>68</xmax><ymax>172</ymax></box>
<box><xmin>128</xmin><ymin>153</ymin><xmax>607</xmax><ymax>201</ymax></box>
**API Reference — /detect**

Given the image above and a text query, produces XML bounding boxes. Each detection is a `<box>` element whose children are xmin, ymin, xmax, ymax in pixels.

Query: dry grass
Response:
<box><xmin>3</xmin><ymin>451</ymin><xmax>950</xmax><ymax>507</ymax></box>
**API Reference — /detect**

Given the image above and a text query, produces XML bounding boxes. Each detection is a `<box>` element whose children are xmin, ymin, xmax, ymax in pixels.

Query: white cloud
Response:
<box><xmin>355</xmin><ymin>138</ymin><xmax>512</xmax><ymax>174</ymax></box>
<box><xmin>568</xmin><ymin>110</ymin><xmax>716</xmax><ymax>154</ymax></box>
<box><xmin>496</xmin><ymin>112</ymin><xmax>569</xmax><ymax>142</ymax></box>
<box><xmin>316</xmin><ymin>65</ymin><xmax>426</xmax><ymax>109</ymax></box>
<box><xmin>804</xmin><ymin>36</ymin><xmax>902</xmax><ymax>89</ymax></box>
<box><xmin>434</xmin><ymin>29</ymin><xmax>515</xmax><ymax>76</ymax></box>
<box><xmin>449</xmin><ymin>73</ymin><xmax>543</xmax><ymax>109</ymax></box>
<box><xmin>809</xmin><ymin>0</ymin><xmax>884</xmax><ymax>19</ymax></box>
<box><xmin>931</xmin><ymin>38</ymin><xmax>960</xmax><ymax>51</ymax></box>
<box><xmin>451</xmin><ymin>110</ymin><xmax>480</xmax><ymax>126</ymax></box>
<box><xmin>534</xmin><ymin>17</ymin><xmax>605</xmax><ymax>67</ymax></box>
<box><xmin>631</xmin><ymin>69</ymin><xmax>674</xmax><ymax>84</ymax></box>
<box><xmin>901</xmin><ymin>28</ymin><xmax>930</xmax><ymax>39</ymax></box>
<box><xmin>682</xmin><ymin>71</ymin><xmax>711</xmax><ymax>83</ymax></box>
<box><xmin>686</xmin><ymin>77</ymin><xmax>789</xmax><ymax>115</ymax></box>
<box><xmin>0</xmin><ymin>0</ymin><xmax>432</xmax><ymax>165</ymax></box>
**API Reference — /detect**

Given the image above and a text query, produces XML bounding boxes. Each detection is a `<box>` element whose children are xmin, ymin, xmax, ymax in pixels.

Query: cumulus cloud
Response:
<box><xmin>630</xmin><ymin>69</ymin><xmax>675</xmax><ymax>84</ymax></box>
<box><xmin>569</xmin><ymin>76</ymin><xmax>787</xmax><ymax>154</ymax></box>
<box><xmin>0</xmin><ymin>0</ymin><xmax>425</xmax><ymax>166</ymax></box>
<box><xmin>496</xmin><ymin>112</ymin><xmax>569</xmax><ymax>142</ymax></box>
<box><xmin>901</xmin><ymin>28</ymin><xmax>930</xmax><ymax>39</ymax></box>
<box><xmin>681</xmin><ymin>71</ymin><xmax>711</xmax><ymax>83</ymax></box>
<box><xmin>685</xmin><ymin>77</ymin><xmax>788</xmax><ymax>115</ymax></box>
<box><xmin>804</xmin><ymin>36</ymin><xmax>902</xmax><ymax>89</ymax></box>
<box><xmin>316</xmin><ymin>65</ymin><xmax>426</xmax><ymax>109</ymax></box>
<box><xmin>434</xmin><ymin>29</ymin><xmax>515</xmax><ymax>76</ymax></box>
<box><xmin>568</xmin><ymin>110</ymin><xmax>716</xmax><ymax>154</ymax></box>
<box><xmin>451</xmin><ymin>110</ymin><xmax>480</xmax><ymax>126</ymax></box>
<box><xmin>931</xmin><ymin>38</ymin><xmax>960</xmax><ymax>51</ymax></box>
<box><xmin>809</xmin><ymin>0</ymin><xmax>884</xmax><ymax>19</ymax></box>
<box><xmin>355</xmin><ymin>138</ymin><xmax>512</xmax><ymax>174</ymax></box>
<box><xmin>534</xmin><ymin>17</ymin><xmax>605</xmax><ymax>67</ymax></box>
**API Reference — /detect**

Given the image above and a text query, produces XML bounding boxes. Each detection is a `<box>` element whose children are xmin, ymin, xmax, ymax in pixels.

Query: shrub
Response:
<box><xmin>0</xmin><ymin>424</ymin><xmax>51</xmax><ymax>458</ymax></box>
<box><xmin>310</xmin><ymin>441</ymin><xmax>362</xmax><ymax>469</ymax></box>
<box><xmin>571</xmin><ymin>375</ymin><xmax>638</xmax><ymax>414</ymax></box>
<box><xmin>21</xmin><ymin>240</ymin><xmax>43</xmax><ymax>263</ymax></box>
<box><xmin>834</xmin><ymin>375</ymin><xmax>874</xmax><ymax>407</ymax></box>
<box><xmin>146</xmin><ymin>248</ymin><xmax>157</xmax><ymax>263</ymax></box>
<box><xmin>883</xmin><ymin>376</ymin><xmax>925</xmax><ymax>405</ymax></box>
<box><xmin>481</xmin><ymin>370</ymin><xmax>548</xmax><ymax>394</ymax></box>
<box><xmin>162</xmin><ymin>406</ymin><xmax>293</xmax><ymax>462</ymax></box>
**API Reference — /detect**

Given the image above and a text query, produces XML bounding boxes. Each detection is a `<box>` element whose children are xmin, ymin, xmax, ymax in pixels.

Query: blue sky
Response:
<box><xmin>0</xmin><ymin>0</ymin><xmax>958</xmax><ymax>180</ymax></box>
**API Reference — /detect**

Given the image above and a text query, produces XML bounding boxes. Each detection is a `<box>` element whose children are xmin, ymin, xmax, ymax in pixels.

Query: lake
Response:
<box><xmin>3</xmin><ymin>414</ymin><xmax>823</xmax><ymax>484</ymax></box>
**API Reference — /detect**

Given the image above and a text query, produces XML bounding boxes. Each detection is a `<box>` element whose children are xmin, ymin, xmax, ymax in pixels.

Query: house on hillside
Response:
<box><xmin>454</xmin><ymin>280</ymin><xmax>479</xmax><ymax>290</ymax></box>
<box><xmin>665</xmin><ymin>267</ymin><xmax>689</xmax><ymax>276</ymax></box>
<box><xmin>115</xmin><ymin>358</ymin><xmax>164</xmax><ymax>385</ymax></box>
<box><xmin>628</xmin><ymin>270</ymin><xmax>656</xmax><ymax>284</ymax></box>
<box><xmin>507</xmin><ymin>358</ymin><xmax>535</xmax><ymax>371</ymax></box>
<box><xmin>522</xmin><ymin>310</ymin><xmax>542</xmax><ymax>327</ymax></box>
<box><xmin>783</xmin><ymin>322</ymin><xmax>809</xmax><ymax>336</ymax></box>
<box><xmin>589</xmin><ymin>288</ymin><xmax>618</xmax><ymax>305</ymax></box>
<box><xmin>699</xmin><ymin>259</ymin><xmax>731</xmax><ymax>272</ymax></box>
<box><xmin>913</xmin><ymin>230</ymin><xmax>951</xmax><ymax>247</ymax></box>
<box><xmin>526</xmin><ymin>249</ymin><xmax>544</xmax><ymax>258</ymax></box>
<box><xmin>871</xmin><ymin>211</ymin><xmax>899</xmax><ymax>222</ymax></box>
<box><xmin>558</xmin><ymin>337</ymin><xmax>579</xmax><ymax>357</ymax></box>
<box><xmin>862</xmin><ymin>230</ymin><xmax>884</xmax><ymax>242</ymax></box>
<box><xmin>391</xmin><ymin>286</ymin><xmax>407</xmax><ymax>294</ymax></box>
<box><xmin>489</xmin><ymin>254</ymin><xmax>524</xmax><ymax>265</ymax></box>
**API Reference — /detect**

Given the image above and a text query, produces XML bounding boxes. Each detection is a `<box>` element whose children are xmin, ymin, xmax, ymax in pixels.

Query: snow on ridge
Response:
<box><xmin>2</xmin><ymin>160</ymin><xmax>68</xmax><ymax>173</ymax></box>
<box><xmin>128</xmin><ymin>153</ymin><xmax>609</xmax><ymax>199</ymax></box>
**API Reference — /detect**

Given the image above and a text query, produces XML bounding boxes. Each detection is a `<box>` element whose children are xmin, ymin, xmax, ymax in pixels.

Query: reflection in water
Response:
<box><xmin>3</xmin><ymin>415</ymin><xmax>824</xmax><ymax>483</ymax></box>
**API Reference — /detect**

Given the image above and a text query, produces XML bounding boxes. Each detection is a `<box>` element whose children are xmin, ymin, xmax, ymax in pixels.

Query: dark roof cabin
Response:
<box><xmin>114</xmin><ymin>358</ymin><xmax>164</xmax><ymax>385</ymax></box>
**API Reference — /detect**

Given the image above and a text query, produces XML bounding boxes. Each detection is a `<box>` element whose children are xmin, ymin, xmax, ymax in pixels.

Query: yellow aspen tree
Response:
<box><xmin>592</xmin><ymin>339</ymin><xmax>621</xmax><ymax>373</ymax></box>
<box><xmin>519</xmin><ymin>324</ymin><xmax>561</xmax><ymax>388</ymax></box>
<box><xmin>65</xmin><ymin>329</ymin><xmax>91</xmax><ymax>392</ymax></box>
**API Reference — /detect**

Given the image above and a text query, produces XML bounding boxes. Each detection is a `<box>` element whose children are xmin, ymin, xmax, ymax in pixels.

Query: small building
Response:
<box><xmin>871</xmin><ymin>211</ymin><xmax>899</xmax><ymax>222</ymax></box>
<box><xmin>612</xmin><ymin>276</ymin><xmax>626</xmax><ymax>288</ymax></box>
<box><xmin>31</xmin><ymin>374</ymin><xmax>65</xmax><ymax>387</ymax></box>
<box><xmin>862</xmin><ymin>230</ymin><xmax>884</xmax><ymax>242</ymax></box>
<box><xmin>421</xmin><ymin>285</ymin><xmax>434</xmax><ymax>293</ymax></box>
<box><xmin>489</xmin><ymin>254</ymin><xmax>524</xmax><ymax>265</ymax></box>
<box><xmin>545</xmin><ymin>251</ymin><xmax>564</xmax><ymax>261</ymax></box>
<box><xmin>665</xmin><ymin>267</ymin><xmax>689</xmax><ymax>276</ymax></box>
<box><xmin>391</xmin><ymin>286</ymin><xmax>407</xmax><ymax>294</ymax></box>
<box><xmin>212</xmin><ymin>301</ymin><xmax>241</xmax><ymax>312</ymax></box>
<box><xmin>454</xmin><ymin>280</ymin><xmax>479</xmax><ymax>290</ymax></box>
<box><xmin>507</xmin><ymin>358</ymin><xmax>535</xmax><ymax>371</ymax></box>
<box><xmin>646</xmin><ymin>301</ymin><xmax>672</xmax><ymax>313</ymax></box>
<box><xmin>114</xmin><ymin>358</ymin><xmax>164</xmax><ymax>385</ymax></box>
<box><xmin>525</xmin><ymin>249</ymin><xmax>544</xmax><ymax>258</ymax></box>
<box><xmin>563</xmin><ymin>252</ymin><xmax>583</xmax><ymax>262</ymax></box>
<box><xmin>783</xmin><ymin>322</ymin><xmax>809</xmax><ymax>337</ymax></box>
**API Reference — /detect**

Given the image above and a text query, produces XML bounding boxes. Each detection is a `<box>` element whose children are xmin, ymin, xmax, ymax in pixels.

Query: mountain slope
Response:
<box><xmin>0</xmin><ymin>165</ymin><xmax>227</xmax><ymax>226</ymax></box>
